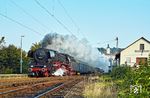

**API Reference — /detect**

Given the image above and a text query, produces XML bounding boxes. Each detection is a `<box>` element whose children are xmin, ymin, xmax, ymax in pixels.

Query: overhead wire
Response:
<box><xmin>0</xmin><ymin>13</ymin><xmax>43</xmax><ymax>36</ymax></box>
<box><xmin>97</xmin><ymin>39</ymin><xmax>116</xmax><ymax>45</ymax></box>
<box><xmin>10</xmin><ymin>0</ymin><xmax>50</xmax><ymax>31</ymax></box>
<box><xmin>57</xmin><ymin>0</ymin><xmax>79</xmax><ymax>30</ymax></box>
<box><xmin>97</xmin><ymin>38</ymin><xmax>117</xmax><ymax>48</ymax></box>
<box><xmin>1</xmin><ymin>0</ymin><xmax>86</xmax><ymax>42</ymax></box>
<box><xmin>34</xmin><ymin>0</ymin><xmax>77</xmax><ymax>38</ymax></box>
<box><xmin>57</xmin><ymin>0</ymin><xmax>87</xmax><ymax>39</ymax></box>
<box><xmin>34</xmin><ymin>0</ymin><xmax>91</xmax><ymax>57</ymax></box>
<box><xmin>52</xmin><ymin>0</ymin><xmax>55</xmax><ymax>16</ymax></box>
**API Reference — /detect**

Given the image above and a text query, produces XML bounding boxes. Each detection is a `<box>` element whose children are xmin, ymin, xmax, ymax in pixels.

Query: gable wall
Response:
<box><xmin>120</xmin><ymin>39</ymin><xmax>150</xmax><ymax>66</ymax></box>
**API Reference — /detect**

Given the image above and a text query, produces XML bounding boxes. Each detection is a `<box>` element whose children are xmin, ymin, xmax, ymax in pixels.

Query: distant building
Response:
<box><xmin>106</xmin><ymin>44</ymin><xmax>111</xmax><ymax>54</ymax></box>
<box><xmin>119</xmin><ymin>37</ymin><xmax>150</xmax><ymax>67</ymax></box>
<box><xmin>98</xmin><ymin>44</ymin><xmax>122</xmax><ymax>72</ymax></box>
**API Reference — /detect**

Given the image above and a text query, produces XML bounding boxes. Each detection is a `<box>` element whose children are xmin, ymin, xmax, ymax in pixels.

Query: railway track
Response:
<box><xmin>40</xmin><ymin>77</ymin><xmax>83</xmax><ymax>98</ymax></box>
<box><xmin>0</xmin><ymin>76</ymin><xmax>69</xmax><ymax>89</ymax></box>
<box><xmin>0</xmin><ymin>76</ymin><xmax>84</xmax><ymax>98</ymax></box>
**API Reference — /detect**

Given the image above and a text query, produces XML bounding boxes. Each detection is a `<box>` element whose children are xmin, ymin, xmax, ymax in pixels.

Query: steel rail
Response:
<box><xmin>34</xmin><ymin>83</ymin><xmax>64</xmax><ymax>98</ymax></box>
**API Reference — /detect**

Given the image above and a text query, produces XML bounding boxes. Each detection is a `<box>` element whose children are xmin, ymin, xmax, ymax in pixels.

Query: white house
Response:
<box><xmin>120</xmin><ymin>37</ymin><xmax>150</xmax><ymax>67</ymax></box>
<box><xmin>98</xmin><ymin>44</ymin><xmax>121</xmax><ymax>72</ymax></box>
<box><xmin>105</xmin><ymin>44</ymin><xmax>116</xmax><ymax>72</ymax></box>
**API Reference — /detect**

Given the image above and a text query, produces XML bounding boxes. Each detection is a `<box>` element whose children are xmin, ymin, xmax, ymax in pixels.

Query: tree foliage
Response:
<box><xmin>0</xmin><ymin>45</ymin><xmax>29</xmax><ymax>74</ymax></box>
<box><xmin>0</xmin><ymin>36</ymin><xmax>5</xmax><ymax>49</ymax></box>
<box><xmin>30</xmin><ymin>42</ymin><xmax>41</xmax><ymax>51</ymax></box>
<box><xmin>111</xmin><ymin>65</ymin><xmax>131</xmax><ymax>80</ymax></box>
<box><xmin>0</xmin><ymin>37</ymin><xmax>5</xmax><ymax>44</ymax></box>
<box><xmin>111</xmin><ymin>55</ymin><xmax>150</xmax><ymax>97</ymax></box>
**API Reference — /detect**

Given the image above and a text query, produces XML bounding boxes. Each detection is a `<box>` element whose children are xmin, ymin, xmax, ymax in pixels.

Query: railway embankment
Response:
<box><xmin>65</xmin><ymin>75</ymin><xmax>117</xmax><ymax>98</ymax></box>
<box><xmin>0</xmin><ymin>75</ymin><xmax>118</xmax><ymax>98</ymax></box>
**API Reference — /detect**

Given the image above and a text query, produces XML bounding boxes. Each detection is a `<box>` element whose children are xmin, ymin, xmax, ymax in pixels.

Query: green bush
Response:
<box><xmin>0</xmin><ymin>45</ymin><xmax>29</xmax><ymax>74</ymax></box>
<box><xmin>110</xmin><ymin>65</ymin><xmax>131</xmax><ymax>80</ymax></box>
<box><xmin>111</xmin><ymin>62</ymin><xmax>150</xmax><ymax>97</ymax></box>
<box><xmin>4</xmin><ymin>67</ymin><xmax>13</xmax><ymax>74</ymax></box>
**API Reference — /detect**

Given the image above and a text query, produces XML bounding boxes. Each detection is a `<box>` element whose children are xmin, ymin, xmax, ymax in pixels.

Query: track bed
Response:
<box><xmin>0</xmin><ymin>76</ymin><xmax>84</xmax><ymax>98</ymax></box>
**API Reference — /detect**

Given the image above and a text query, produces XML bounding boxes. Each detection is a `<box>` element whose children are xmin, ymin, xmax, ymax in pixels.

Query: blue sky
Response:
<box><xmin>0</xmin><ymin>0</ymin><xmax>150</xmax><ymax>51</ymax></box>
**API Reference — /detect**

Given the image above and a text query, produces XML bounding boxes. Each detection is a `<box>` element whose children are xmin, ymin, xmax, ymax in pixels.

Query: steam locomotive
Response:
<box><xmin>27</xmin><ymin>48</ymin><xmax>97</xmax><ymax>77</ymax></box>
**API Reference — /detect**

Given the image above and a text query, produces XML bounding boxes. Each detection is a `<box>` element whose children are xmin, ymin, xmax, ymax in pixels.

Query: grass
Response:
<box><xmin>83</xmin><ymin>75</ymin><xmax>117</xmax><ymax>98</ymax></box>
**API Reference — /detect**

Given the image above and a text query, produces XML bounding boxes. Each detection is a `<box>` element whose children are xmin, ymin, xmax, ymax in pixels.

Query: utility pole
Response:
<box><xmin>116</xmin><ymin>37</ymin><xmax>118</xmax><ymax>48</ymax></box>
<box><xmin>20</xmin><ymin>35</ymin><xmax>24</xmax><ymax>74</ymax></box>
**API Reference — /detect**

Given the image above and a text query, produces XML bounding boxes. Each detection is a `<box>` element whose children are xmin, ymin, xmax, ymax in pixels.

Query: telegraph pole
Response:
<box><xmin>20</xmin><ymin>35</ymin><xmax>24</xmax><ymax>74</ymax></box>
<box><xmin>116</xmin><ymin>37</ymin><xmax>118</xmax><ymax>48</ymax></box>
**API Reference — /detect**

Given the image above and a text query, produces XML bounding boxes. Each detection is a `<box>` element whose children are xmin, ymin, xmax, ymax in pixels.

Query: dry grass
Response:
<box><xmin>83</xmin><ymin>76</ymin><xmax>117</xmax><ymax>98</ymax></box>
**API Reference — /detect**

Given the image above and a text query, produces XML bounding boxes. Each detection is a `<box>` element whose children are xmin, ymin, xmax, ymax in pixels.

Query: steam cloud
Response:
<box><xmin>41</xmin><ymin>33</ymin><xmax>109</xmax><ymax>72</ymax></box>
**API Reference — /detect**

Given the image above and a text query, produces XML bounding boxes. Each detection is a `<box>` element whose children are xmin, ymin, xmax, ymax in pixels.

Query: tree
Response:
<box><xmin>111</xmin><ymin>55</ymin><xmax>150</xmax><ymax>97</ymax></box>
<box><xmin>0</xmin><ymin>37</ymin><xmax>5</xmax><ymax>49</ymax></box>
<box><xmin>0</xmin><ymin>46</ymin><xmax>7</xmax><ymax>73</ymax></box>
<box><xmin>0</xmin><ymin>45</ymin><xmax>29</xmax><ymax>74</ymax></box>
<box><xmin>0</xmin><ymin>37</ymin><xmax>5</xmax><ymax>44</ymax></box>
<box><xmin>30</xmin><ymin>42</ymin><xmax>41</xmax><ymax>51</ymax></box>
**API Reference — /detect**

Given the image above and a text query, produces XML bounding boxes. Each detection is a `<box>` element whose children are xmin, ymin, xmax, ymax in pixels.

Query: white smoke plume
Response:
<box><xmin>42</xmin><ymin>33</ymin><xmax>109</xmax><ymax>72</ymax></box>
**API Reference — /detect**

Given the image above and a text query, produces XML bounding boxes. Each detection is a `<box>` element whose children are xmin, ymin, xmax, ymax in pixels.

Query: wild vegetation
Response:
<box><xmin>83</xmin><ymin>75</ymin><xmax>117</xmax><ymax>98</ymax></box>
<box><xmin>111</xmin><ymin>55</ymin><xmax>150</xmax><ymax>97</ymax></box>
<box><xmin>0</xmin><ymin>44</ymin><xmax>29</xmax><ymax>74</ymax></box>
<box><xmin>30</xmin><ymin>42</ymin><xmax>41</xmax><ymax>51</ymax></box>
<box><xmin>83</xmin><ymin>55</ymin><xmax>150</xmax><ymax>98</ymax></box>
<box><xmin>0</xmin><ymin>37</ymin><xmax>40</xmax><ymax>74</ymax></box>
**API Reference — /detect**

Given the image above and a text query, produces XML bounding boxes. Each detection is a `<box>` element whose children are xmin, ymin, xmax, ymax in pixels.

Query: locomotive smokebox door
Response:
<box><xmin>34</xmin><ymin>48</ymin><xmax>48</xmax><ymax>63</ymax></box>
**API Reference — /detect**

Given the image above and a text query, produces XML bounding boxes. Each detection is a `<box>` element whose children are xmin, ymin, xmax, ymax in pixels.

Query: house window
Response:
<box><xmin>140</xmin><ymin>44</ymin><xmax>144</xmax><ymax>51</ymax></box>
<box><xmin>126</xmin><ymin>57</ymin><xmax>131</xmax><ymax>63</ymax></box>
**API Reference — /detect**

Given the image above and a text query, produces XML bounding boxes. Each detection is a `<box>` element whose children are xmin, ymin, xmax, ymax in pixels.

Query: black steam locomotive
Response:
<box><xmin>28</xmin><ymin>48</ymin><xmax>97</xmax><ymax>77</ymax></box>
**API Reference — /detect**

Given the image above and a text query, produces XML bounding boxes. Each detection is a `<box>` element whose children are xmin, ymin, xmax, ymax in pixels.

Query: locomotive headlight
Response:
<box><xmin>30</xmin><ymin>65</ymin><xmax>33</xmax><ymax>68</ymax></box>
<box><xmin>44</xmin><ymin>65</ymin><xmax>46</xmax><ymax>68</ymax></box>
